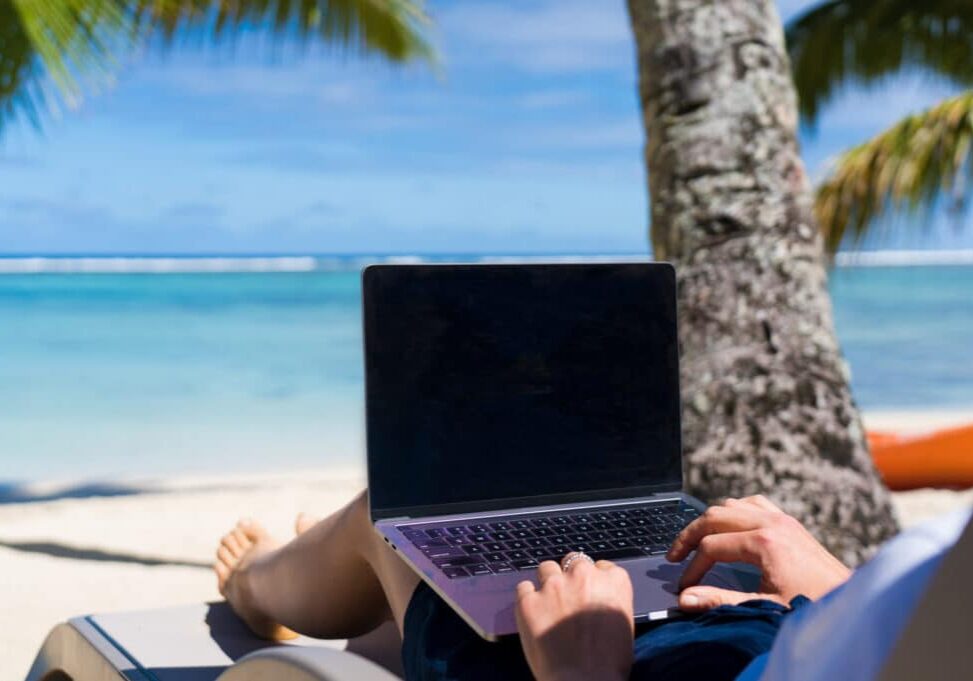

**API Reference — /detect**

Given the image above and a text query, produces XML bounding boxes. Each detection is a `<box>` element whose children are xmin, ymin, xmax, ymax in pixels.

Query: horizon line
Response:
<box><xmin>0</xmin><ymin>249</ymin><xmax>971</xmax><ymax>273</ymax></box>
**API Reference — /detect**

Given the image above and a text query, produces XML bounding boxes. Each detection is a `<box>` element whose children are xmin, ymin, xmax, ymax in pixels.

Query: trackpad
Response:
<box><xmin>644</xmin><ymin>560</ymin><xmax>762</xmax><ymax>596</ymax></box>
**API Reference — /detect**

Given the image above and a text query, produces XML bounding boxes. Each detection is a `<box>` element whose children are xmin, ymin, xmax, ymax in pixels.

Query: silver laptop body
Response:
<box><xmin>362</xmin><ymin>263</ymin><xmax>759</xmax><ymax>641</ymax></box>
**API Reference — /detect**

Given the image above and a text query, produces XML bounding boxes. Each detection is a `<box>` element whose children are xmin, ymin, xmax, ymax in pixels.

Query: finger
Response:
<box><xmin>679</xmin><ymin>531</ymin><xmax>759</xmax><ymax>589</ymax></box>
<box><xmin>537</xmin><ymin>561</ymin><xmax>561</xmax><ymax>585</ymax></box>
<box><xmin>565</xmin><ymin>556</ymin><xmax>596</xmax><ymax>578</ymax></box>
<box><xmin>668</xmin><ymin>506</ymin><xmax>763</xmax><ymax>562</ymax></box>
<box><xmin>742</xmin><ymin>495</ymin><xmax>781</xmax><ymax>513</ymax></box>
<box><xmin>594</xmin><ymin>559</ymin><xmax>615</xmax><ymax>571</ymax></box>
<box><xmin>516</xmin><ymin>580</ymin><xmax>536</xmax><ymax>601</ymax></box>
<box><xmin>678</xmin><ymin>585</ymin><xmax>769</xmax><ymax>612</ymax></box>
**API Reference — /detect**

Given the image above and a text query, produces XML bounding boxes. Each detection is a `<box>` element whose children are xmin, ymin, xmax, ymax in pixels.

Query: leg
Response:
<box><xmin>215</xmin><ymin>490</ymin><xmax>419</xmax><ymax>640</ymax></box>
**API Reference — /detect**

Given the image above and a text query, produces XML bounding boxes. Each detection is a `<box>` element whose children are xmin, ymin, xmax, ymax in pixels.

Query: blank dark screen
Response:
<box><xmin>364</xmin><ymin>264</ymin><xmax>682</xmax><ymax>516</ymax></box>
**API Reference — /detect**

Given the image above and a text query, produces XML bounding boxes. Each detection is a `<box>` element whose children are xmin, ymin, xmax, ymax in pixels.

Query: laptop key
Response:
<box><xmin>512</xmin><ymin>559</ymin><xmax>539</xmax><ymax>570</ymax></box>
<box><xmin>506</xmin><ymin>550</ymin><xmax>529</xmax><ymax>561</ymax></box>
<box><xmin>490</xmin><ymin>531</ymin><xmax>512</xmax><ymax>541</ymax></box>
<box><xmin>491</xmin><ymin>562</ymin><xmax>515</xmax><ymax>573</ymax></box>
<box><xmin>415</xmin><ymin>538</ymin><xmax>449</xmax><ymax>549</ymax></box>
<box><xmin>532</xmin><ymin>527</ymin><xmax>554</xmax><ymax>537</ymax></box>
<box><xmin>505</xmin><ymin>540</ymin><xmax>528</xmax><ymax>550</ymax></box>
<box><xmin>442</xmin><ymin>567</ymin><xmax>469</xmax><ymax>579</ymax></box>
<box><xmin>469</xmin><ymin>565</ymin><xmax>493</xmax><ymax>576</ymax></box>
<box><xmin>484</xmin><ymin>542</ymin><xmax>505</xmax><ymax>552</ymax></box>
<box><xmin>425</xmin><ymin>529</ymin><xmax>445</xmax><ymax>538</ymax></box>
<box><xmin>445</xmin><ymin>526</ymin><xmax>467</xmax><ymax>536</ymax></box>
<box><xmin>446</xmin><ymin>536</ymin><xmax>471</xmax><ymax>546</ymax></box>
<box><xmin>489</xmin><ymin>522</ymin><xmax>511</xmax><ymax>531</ymax></box>
<box><xmin>433</xmin><ymin>555</ymin><xmax>489</xmax><ymax>568</ymax></box>
<box><xmin>590</xmin><ymin>547</ymin><xmax>644</xmax><ymax>562</ymax></box>
<box><xmin>511</xmin><ymin>520</ymin><xmax>530</xmax><ymax>530</ymax></box>
<box><xmin>463</xmin><ymin>545</ymin><xmax>485</xmax><ymax>554</ymax></box>
<box><xmin>526</xmin><ymin>537</ymin><xmax>549</xmax><ymax>548</ymax></box>
<box><xmin>470</xmin><ymin>533</ymin><xmax>490</xmax><ymax>543</ymax></box>
<box><xmin>485</xmin><ymin>552</ymin><xmax>506</xmax><ymax>562</ymax></box>
<box><xmin>512</xmin><ymin>529</ymin><xmax>534</xmax><ymax>539</ymax></box>
<box><xmin>551</xmin><ymin>517</ymin><xmax>570</xmax><ymax>526</ymax></box>
<box><xmin>423</xmin><ymin>546</ymin><xmax>466</xmax><ymax>559</ymax></box>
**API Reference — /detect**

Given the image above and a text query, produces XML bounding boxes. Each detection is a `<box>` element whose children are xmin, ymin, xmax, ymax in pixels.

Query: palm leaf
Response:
<box><xmin>0</xmin><ymin>0</ymin><xmax>431</xmax><ymax>134</ymax></box>
<box><xmin>785</xmin><ymin>0</ymin><xmax>973</xmax><ymax>122</ymax></box>
<box><xmin>815</xmin><ymin>90</ymin><xmax>973</xmax><ymax>253</ymax></box>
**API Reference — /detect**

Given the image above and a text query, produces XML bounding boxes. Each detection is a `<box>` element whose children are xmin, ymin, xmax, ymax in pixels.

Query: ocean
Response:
<box><xmin>1</xmin><ymin>255</ymin><xmax>971</xmax><ymax>483</ymax></box>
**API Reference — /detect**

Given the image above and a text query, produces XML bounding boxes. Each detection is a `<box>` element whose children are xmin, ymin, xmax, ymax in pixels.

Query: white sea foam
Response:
<box><xmin>0</xmin><ymin>256</ymin><xmax>319</xmax><ymax>274</ymax></box>
<box><xmin>2</xmin><ymin>250</ymin><xmax>970</xmax><ymax>273</ymax></box>
<box><xmin>835</xmin><ymin>249</ymin><xmax>973</xmax><ymax>267</ymax></box>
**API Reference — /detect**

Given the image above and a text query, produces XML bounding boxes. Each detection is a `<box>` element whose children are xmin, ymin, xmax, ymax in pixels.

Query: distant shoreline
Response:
<box><xmin>2</xmin><ymin>250</ymin><xmax>973</xmax><ymax>273</ymax></box>
<box><xmin>1</xmin><ymin>409</ymin><xmax>968</xmax><ymax>506</ymax></box>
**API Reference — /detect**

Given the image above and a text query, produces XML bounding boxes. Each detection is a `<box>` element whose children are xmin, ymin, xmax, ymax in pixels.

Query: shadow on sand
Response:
<box><xmin>0</xmin><ymin>481</ymin><xmax>157</xmax><ymax>505</ymax></box>
<box><xmin>0</xmin><ymin>539</ymin><xmax>210</xmax><ymax>568</ymax></box>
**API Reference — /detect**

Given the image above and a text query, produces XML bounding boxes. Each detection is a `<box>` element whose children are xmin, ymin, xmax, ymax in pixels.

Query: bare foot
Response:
<box><xmin>214</xmin><ymin>519</ymin><xmax>298</xmax><ymax>640</ymax></box>
<box><xmin>295</xmin><ymin>512</ymin><xmax>319</xmax><ymax>535</ymax></box>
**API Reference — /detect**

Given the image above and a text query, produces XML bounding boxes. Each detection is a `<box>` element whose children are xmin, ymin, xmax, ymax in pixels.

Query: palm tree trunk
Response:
<box><xmin>626</xmin><ymin>0</ymin><xmax>898</xmax><ymax>564</ymax></box>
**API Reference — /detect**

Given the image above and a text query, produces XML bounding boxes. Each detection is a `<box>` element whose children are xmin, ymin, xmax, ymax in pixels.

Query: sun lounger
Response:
<box><xmin>27</xmin><ymin>514</ymin><xmax>973</xmax><ymax>681</ymax></box>
<box><xmin>26</xmin><ymin>601</ymin><xmax>403</xmax><ymax>681</ymax></box>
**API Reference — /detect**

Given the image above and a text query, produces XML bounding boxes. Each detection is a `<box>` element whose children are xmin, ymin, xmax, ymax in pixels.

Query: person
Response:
<box><xmin>214</xmin><ymin>493</ymin><xmax>853</xmax><ymax>681</ymax></box>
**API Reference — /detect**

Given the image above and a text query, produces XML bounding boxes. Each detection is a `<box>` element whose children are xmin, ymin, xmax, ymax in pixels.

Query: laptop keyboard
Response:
<box><xmin>397</xmin><ymin>500</ymin><xmax>700</xmax><ymax>579</ymax></box>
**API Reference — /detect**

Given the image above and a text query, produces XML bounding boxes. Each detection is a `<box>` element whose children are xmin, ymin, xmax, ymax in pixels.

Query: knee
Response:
<box><xmin>342</xmin><ymin>489</ymin><xmax>372</xmax><ymax>531</ymax></box>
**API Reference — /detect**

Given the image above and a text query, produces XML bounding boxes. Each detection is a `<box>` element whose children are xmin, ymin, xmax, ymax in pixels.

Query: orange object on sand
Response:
<box><xmin>868</xmin><ymin>424</ymin><xmax>973</xmax><ymax>491</ymax></box>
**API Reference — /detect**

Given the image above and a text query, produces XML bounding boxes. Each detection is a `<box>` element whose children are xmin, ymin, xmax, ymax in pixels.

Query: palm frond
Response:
<box><xmin>786</xmin><ymin>0</ymin><xmax>973</xmax><ymax>122</ymax></box>
<box><xmin>815</xmin><ymin>90</ymin><xmax>973</xmax><ymax>253</ymax></box>
<box><xmin>137</xmin><ymin>0</ymin><xmax>431</xmax><ymax>61</ymax></box>
<box><xmin>0</xmin><ymin>0</ymin><xmax>431</xmax><ymax>135</ymax></box>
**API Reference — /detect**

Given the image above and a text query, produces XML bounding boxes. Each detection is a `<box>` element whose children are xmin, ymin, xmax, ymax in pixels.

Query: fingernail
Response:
<box><xmin>680</xmin><ymin>594</ymin><xmax>699</xmax><ymax>607</ymax></box>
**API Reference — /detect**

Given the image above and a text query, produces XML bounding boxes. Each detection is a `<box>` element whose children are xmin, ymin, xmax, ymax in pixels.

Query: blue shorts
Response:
<box><xmin>401</xmin><ymin>582</ymin><xmax>806</xmax><ymax>681</ymax></box>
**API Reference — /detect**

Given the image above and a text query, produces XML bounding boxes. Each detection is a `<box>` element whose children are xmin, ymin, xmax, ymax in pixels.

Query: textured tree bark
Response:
<box><xmin>626</xmin><ymin>0</ymin><xmax>899</xmax><ymax>564</ymax></box>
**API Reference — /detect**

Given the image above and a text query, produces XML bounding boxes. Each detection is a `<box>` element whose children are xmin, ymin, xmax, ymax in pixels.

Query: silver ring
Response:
<box><xmin>560</xmin><ymin>551</ymin><xmax>595</xmax><ymax>572</ymax></box>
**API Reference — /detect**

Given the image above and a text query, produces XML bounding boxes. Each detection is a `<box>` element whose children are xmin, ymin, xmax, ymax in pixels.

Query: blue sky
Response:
<box><xmin>0</xmin><ymin>0</ymin><xmax>970</xmax><ymax>255</ymax></box>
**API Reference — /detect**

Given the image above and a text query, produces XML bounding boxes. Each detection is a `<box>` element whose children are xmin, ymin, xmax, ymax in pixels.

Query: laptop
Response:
<box><xmin>362</xmin><ymin>262</ymin><xmax>759</xmax><ymax>640</ymax></box>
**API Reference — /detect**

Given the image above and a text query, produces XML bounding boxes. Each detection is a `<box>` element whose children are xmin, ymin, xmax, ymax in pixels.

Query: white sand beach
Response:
<box><xmin>2</xmin><ymin>411</ymin><xmax>972</xmax><ymax>679</ymax></box>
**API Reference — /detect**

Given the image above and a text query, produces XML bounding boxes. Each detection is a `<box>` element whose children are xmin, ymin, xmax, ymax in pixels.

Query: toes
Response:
<box><xmin>221</xmin><ymin>533</ymin><xmax>243</xmax><ymax>558</ymax></box>
<box><xmin>232</xmin><ymin>528</ymin><xmax>250</xmax><ymax>547</ymax></box>
<box><xmin>214</xmin><ymin>561</ymin><xmax>230</xmax><ymax>592</ymax></box>
<box><xmin>295</xmin><ymin>512</ymin><xmax>318</xmax><ymax>535</ymax></box>
<box><xmin>237</xmin><ymin>518</ymin><xmax>269</xmax><ymax>542</ymax></box>
<box><xmin>217</xmin><ymin>545</ymin><xmax>235</xmax><ymax>567</ymax></box>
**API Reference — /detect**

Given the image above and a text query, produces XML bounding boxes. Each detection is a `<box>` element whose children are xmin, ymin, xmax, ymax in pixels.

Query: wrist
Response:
<box><xmin>549</xmin><ymin>671</ymin><xmax>628</xmax><ymax>681</ymax></box>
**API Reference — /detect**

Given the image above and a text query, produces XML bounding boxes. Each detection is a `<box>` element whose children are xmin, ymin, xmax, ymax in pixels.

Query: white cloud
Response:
<box><xmin>139</xmin><ymin>62</ymin><xmax>374</xmax><ymax>108</ymax></box>
<box><xmin>515</xmin><ymin>120</ymin><xmax>643</xmax><ymax>150</ymax></box>
<box><xmin>810</xmin><ymin>73</ymin><xmax>960</xmax><ymax>133</ymax></box>
<box><xmin>437</xmin><ymin>1</ymin><xmax>632</xmax><ymax>73</ymax></box>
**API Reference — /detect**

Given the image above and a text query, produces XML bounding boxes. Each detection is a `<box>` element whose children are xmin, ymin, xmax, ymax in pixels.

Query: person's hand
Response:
<box><xmin>515</xmin><ymin>557</ymin><xmax>634</xmax><ymax>681</ymax></box>
<box><xmin>668</xmin><ymin>495</ymin><xmax>852</xmax><ymax>612</ymax></box>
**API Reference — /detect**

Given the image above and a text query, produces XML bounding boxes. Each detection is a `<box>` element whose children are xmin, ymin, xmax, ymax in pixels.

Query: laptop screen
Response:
<box><xmin>363</xmin><ymin>263</ymin><xmax>683</xmax><ymax>519</ymax></box>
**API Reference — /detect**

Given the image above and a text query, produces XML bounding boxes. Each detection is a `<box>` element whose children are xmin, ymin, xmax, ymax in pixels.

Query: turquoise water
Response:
<box><xmin>1</xmin><ymin>262</ymin><xmax>971</xmax><ymax>482</ymax></box>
